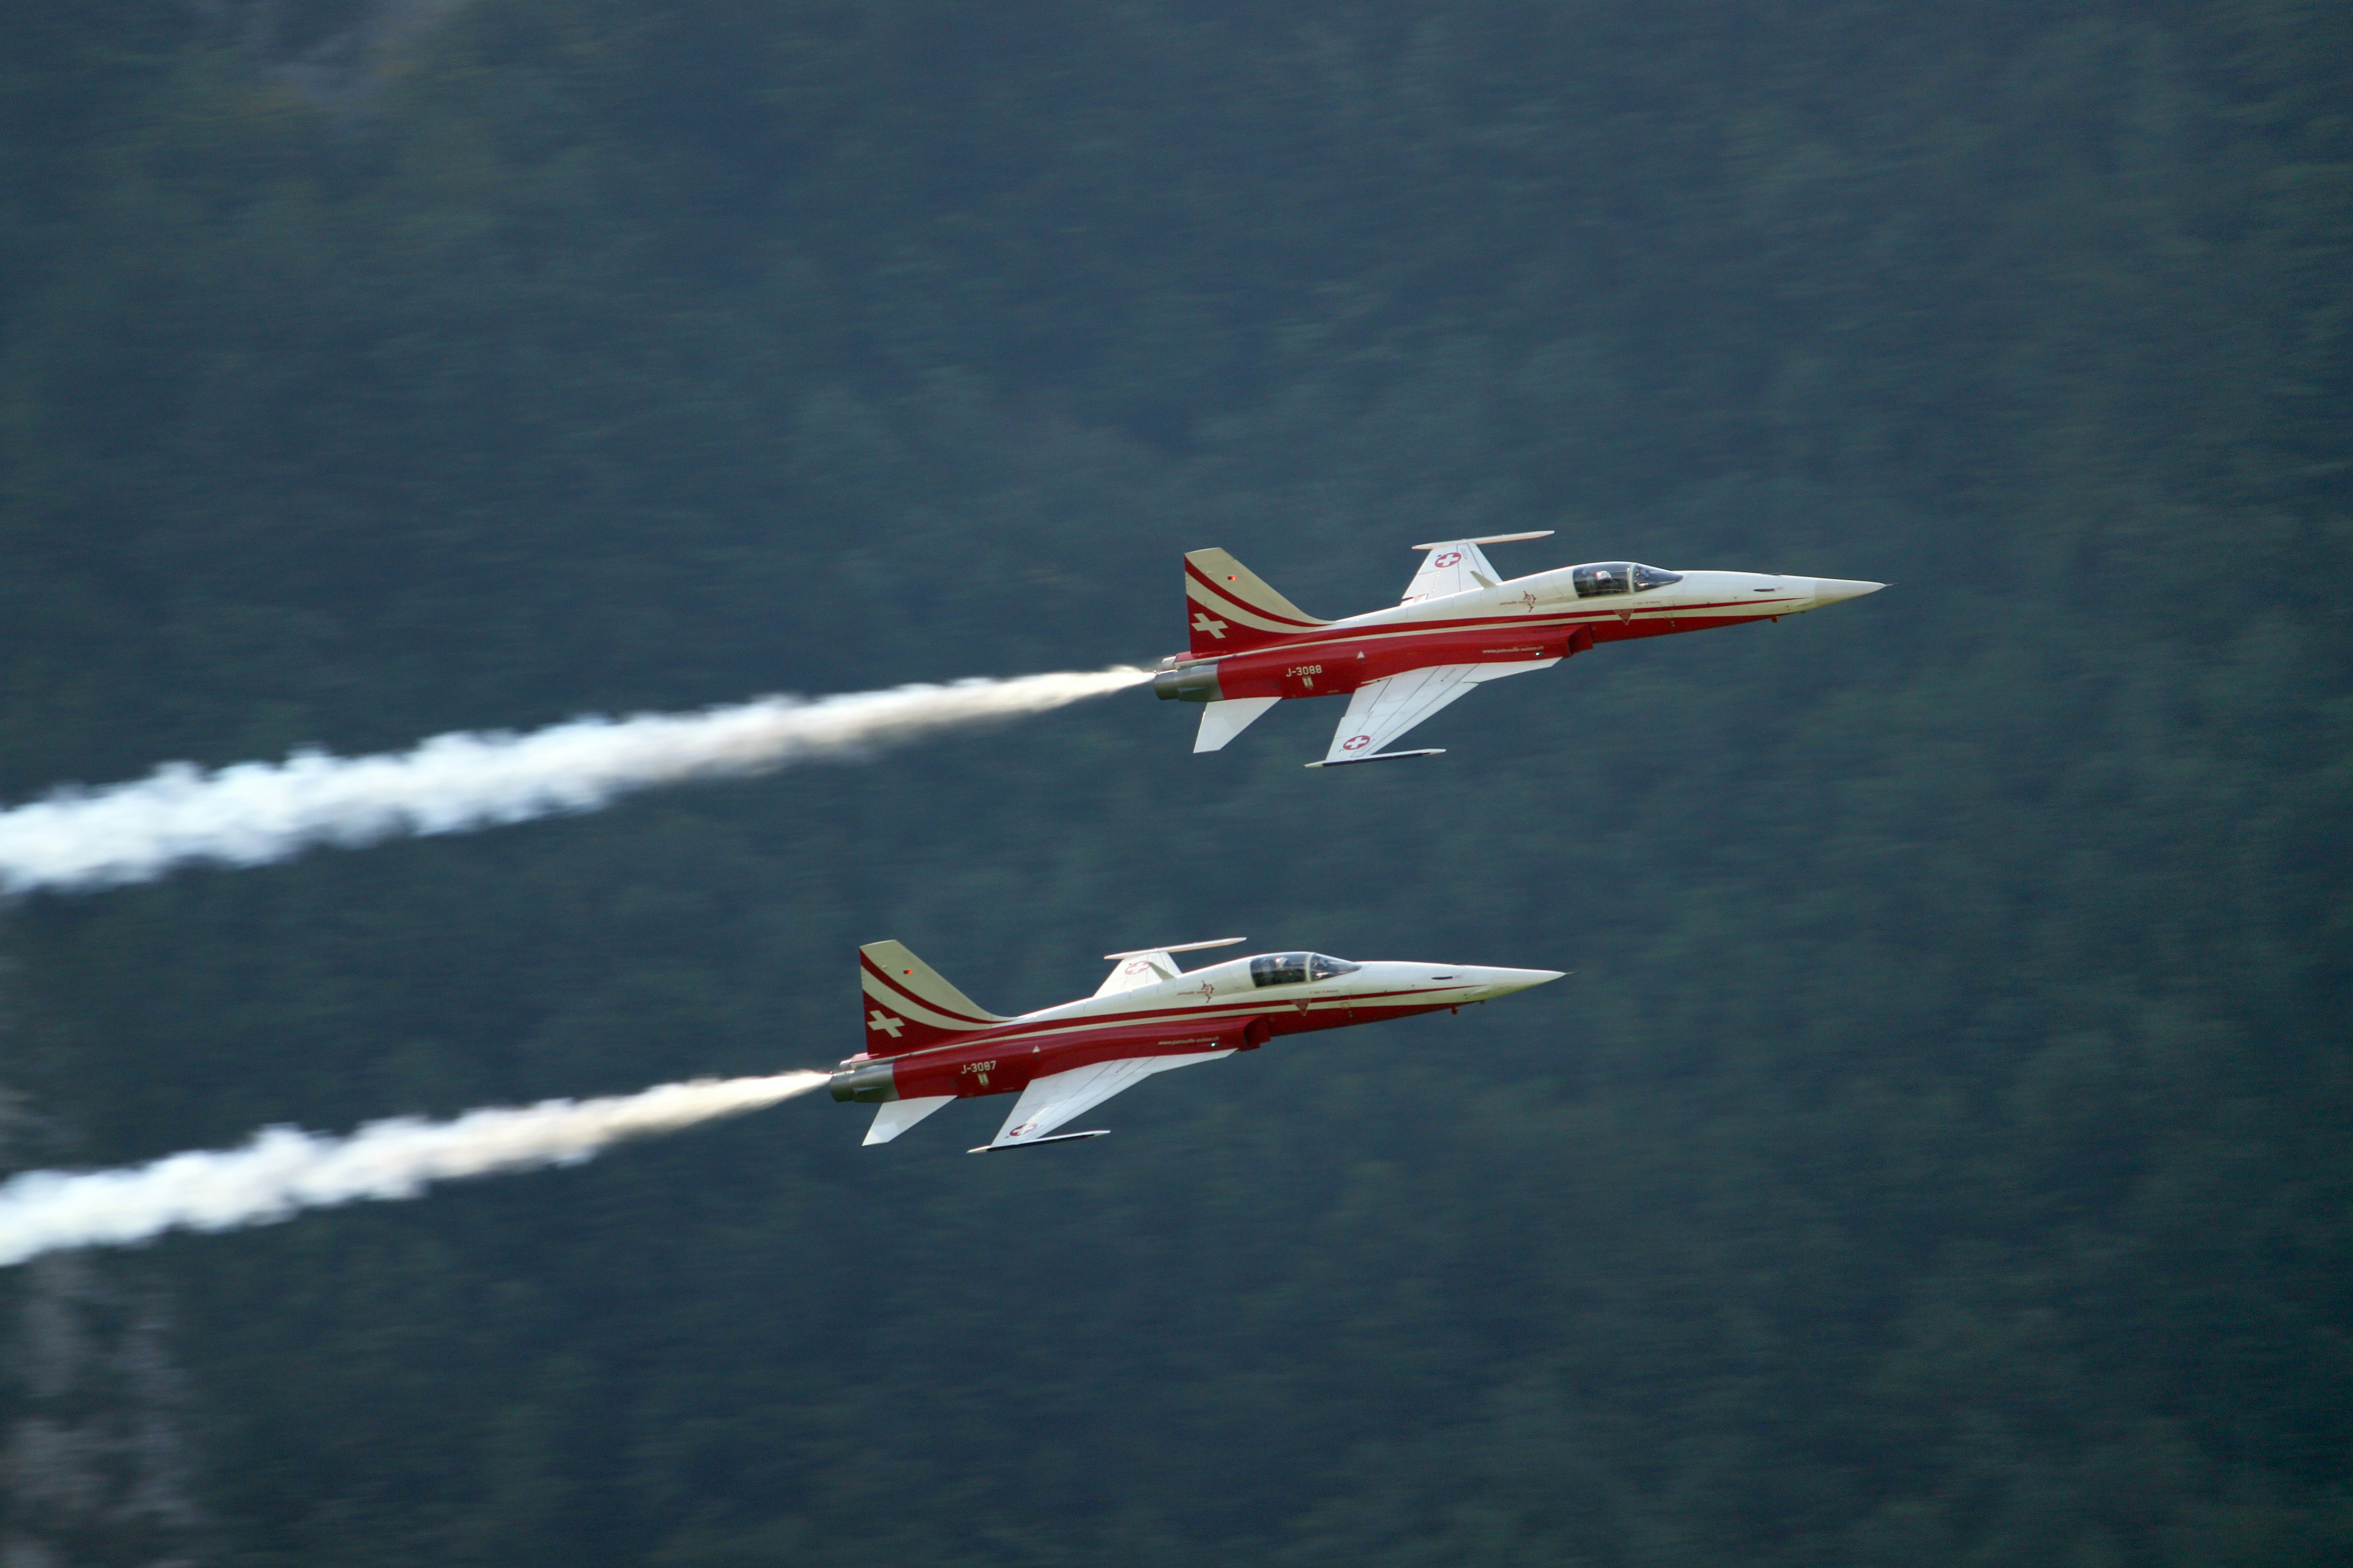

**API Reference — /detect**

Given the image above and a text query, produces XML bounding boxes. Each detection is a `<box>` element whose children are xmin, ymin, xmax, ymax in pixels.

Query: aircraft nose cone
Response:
<box><xmin>1807</xmin><ymin>577</ymin><xmax>1886</xmax><ymax>606</ymax></box>
<box><xmin>1484</xmin><ymin>967</ymin><xmax>1565</xmax><ymax>994</ymax></box>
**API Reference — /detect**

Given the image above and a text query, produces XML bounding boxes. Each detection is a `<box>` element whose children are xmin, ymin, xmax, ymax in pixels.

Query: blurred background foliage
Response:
<box><xmin>0</xmin><ymin>1</ymin><xmax>2348</xmax><ymax>1563</ymax></box>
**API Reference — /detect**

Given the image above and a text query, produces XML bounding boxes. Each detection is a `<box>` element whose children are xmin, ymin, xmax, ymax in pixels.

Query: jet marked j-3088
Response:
<box><xmin>1153</xmin><ymin>532</ymin><xmax>1885</xmax><ymax>763</ymax></box>
<box><xmin>831</xmin><ymin>938</ymin><xmax>1559</xmax><ymax>1151</ymax></box>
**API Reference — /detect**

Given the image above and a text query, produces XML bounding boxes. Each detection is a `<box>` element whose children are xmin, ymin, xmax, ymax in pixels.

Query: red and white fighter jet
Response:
<box><xmin>1153</xmin><ymin>533</ymin><xmax>1885</xmax><ymax>763</ymax></box>
<box><xmin>830</xmin><ymin>937</ymin><xmax>1561</xmax><ymax>1151</ymax></box>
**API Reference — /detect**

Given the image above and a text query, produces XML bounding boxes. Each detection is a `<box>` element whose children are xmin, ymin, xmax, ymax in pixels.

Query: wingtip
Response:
<box><xmin>1103</xmin><ymin>938</ymin><xmax>1247</xmax><ymax>960</ymax></box>
<box><xmin>1409</xmin><ymin>531</ymin><xmax>1555</xmax><ymax>549</ymax></box>
<box><xmin>1304</xmin><ymin>748</ymin><xmax>1447</xmax><ymax>768</ymax></box>
<box><xmin>968</xmin><ymin>1129</ymin><xmax>1112</xmax><ymax>1153</ymax></box>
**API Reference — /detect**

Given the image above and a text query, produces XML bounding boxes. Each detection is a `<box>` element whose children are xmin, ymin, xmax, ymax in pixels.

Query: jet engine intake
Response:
<box><xmin>828</xmin><ymin>1062</ymin><xmax>899</xmax><ymax>1103</ymax></box>
<box><xmin>1152</xmin><ymin>663</ymin><xmax>1224</xmax><ymax>703</ymax></box>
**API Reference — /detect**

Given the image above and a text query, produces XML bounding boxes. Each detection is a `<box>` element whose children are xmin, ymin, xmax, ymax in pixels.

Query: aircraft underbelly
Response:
<box><xmin>1267</xmin><ymin>999</ymin><xmax>1446</xmax><ymax>1036</ymax></box>
<box><xmin>890</xmin><ymin>1019</ymin><xmax>1260</xmax><ymax>1101</ymax></box>
<box><xmin>1205</xmin><ymin>626</ymin><xmax>1577</xmax><ymax>700</ymax></box>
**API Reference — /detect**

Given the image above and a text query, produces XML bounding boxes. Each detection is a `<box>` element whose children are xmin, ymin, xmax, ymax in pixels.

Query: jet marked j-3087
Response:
<box><xmin>1153</xmin><ymin>532</ymin><xmax>1885</xmax><ymax>763</ymax></box>
<box><xmin>831</xmin><ymin>938</ymin><xmax>1559</xmax><ymax>1151</ymax></box>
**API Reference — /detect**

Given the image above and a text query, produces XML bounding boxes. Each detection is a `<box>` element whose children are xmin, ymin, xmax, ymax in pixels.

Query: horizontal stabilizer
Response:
<box><xmin>1195</xmin><ymin>696</ymin><xmax>1279</xmax><ymax>753</ymax></box>
<box><xmin>968</xmin><ymin>1130</ymin><xmax>1109</xmax><ymax>1153</ymax></box>
<box><xmin>1304</xmin><ymin>748</ymin><xmax>1446</xmax><ymax>768</ymax></box>
<box><xmin>865</xmin><ymin>1096</ymin><xmax>953</xmax><ymax>1146</ymax></box>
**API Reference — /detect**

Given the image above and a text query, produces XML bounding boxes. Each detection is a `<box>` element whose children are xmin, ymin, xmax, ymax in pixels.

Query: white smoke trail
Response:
<box><xmin>0</xmin><ymin>1071</ymin><xmax>831</xmax><ymax>1267</ymax></box>
<box><xmin>0</xmin><ymin>666</ymin><xmax>1149</xmax><ymax>894</ymax></box>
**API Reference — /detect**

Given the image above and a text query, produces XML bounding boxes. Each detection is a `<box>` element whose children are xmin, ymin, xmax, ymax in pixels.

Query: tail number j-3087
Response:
<box><xmin>962</xmin><ymin>1060</ymin><xmax>997</xmax><ymax>1087</ymax></box>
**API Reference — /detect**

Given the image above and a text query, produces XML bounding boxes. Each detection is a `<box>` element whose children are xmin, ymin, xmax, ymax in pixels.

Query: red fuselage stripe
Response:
<box><xmin>864</xmin><ymin>984</ymin><xmax>1460</xmax><ymax>1062</ymax></box>
<box><xmin>1183</xmin><ymin>595</ymin><xmax>1803</xmax><ymax>662</ymax></box>
<box><xmin>886</xmin><ymin>998</ymin><xmax>1458</xmax><ymax>1099</ymax></box>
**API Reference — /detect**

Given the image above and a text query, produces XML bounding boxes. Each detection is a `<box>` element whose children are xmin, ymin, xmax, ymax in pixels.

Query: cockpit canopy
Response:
<box><xmin>1250</xmin><ymin>952</ymin><xmax>1361</xmax><ymax>987</ymax></box>
<box><xmin>1572</xmin><ymin>562</ymin><xmax>1682</xmax><ymax>597</ymax></box>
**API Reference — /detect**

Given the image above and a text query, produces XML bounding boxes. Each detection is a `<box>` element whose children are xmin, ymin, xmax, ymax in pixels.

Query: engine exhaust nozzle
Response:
<box><xmin>828</xmin><ymin>1062</ymin><xmax>899</xmax><ymax>1103</ymax></box>
<box><xmin>1152</xmin><ymin>663</ymin><xmax>1224</xmax><ymax>702</ymax></box>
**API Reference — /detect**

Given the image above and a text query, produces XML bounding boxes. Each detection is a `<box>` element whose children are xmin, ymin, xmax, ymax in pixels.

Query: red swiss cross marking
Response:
<box><xmin>1342</xmin><ymin>735</ymin><xmax>1372</xmax><ymax>751</ymax></box>
<box><xmin>1433</xmin><ymin>551</ymin><xmax>1462</xmax><ymax>567</ymax></box>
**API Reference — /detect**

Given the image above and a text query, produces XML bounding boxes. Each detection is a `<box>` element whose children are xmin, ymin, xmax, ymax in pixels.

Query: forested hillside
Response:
<box><xmin>2</xmin><ymin>2</ymin><xmax>2348</xmax><ymax>1564</ymax></box>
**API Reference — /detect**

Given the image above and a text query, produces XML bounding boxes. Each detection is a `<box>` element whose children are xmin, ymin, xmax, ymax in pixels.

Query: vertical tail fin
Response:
<box><xmin>1184</xmin><ymin>548</ymin><xmax>1327</xmax><ymax>656</ymax></box>
<box><xmin>859</xmin><ymin>940</ymin><xmax>1007</xmax><ymax>1059</ymax></box>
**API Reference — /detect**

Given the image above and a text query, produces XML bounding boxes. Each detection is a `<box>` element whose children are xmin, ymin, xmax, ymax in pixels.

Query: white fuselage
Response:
<box><xmin>1340</xmin><ymin>567</ymin><xmax>1881</xmax><ymax>640</ymax></box>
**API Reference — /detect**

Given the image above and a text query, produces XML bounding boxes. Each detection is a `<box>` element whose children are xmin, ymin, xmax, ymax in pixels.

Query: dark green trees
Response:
<box><xmin>1</xmin><ymin>2</ymin><xmax>2347</xmax><ymax>1563</ymax></box>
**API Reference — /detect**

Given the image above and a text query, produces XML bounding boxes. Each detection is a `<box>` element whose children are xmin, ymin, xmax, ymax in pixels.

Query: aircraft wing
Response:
<box><xmin>1095</xmin><ymin>952</ymin><xmax>1180</xmax><ymax>996</ymax></box>
<box><xmin>1402</xmin><ymin>542</ymin><xmax>1499</xmax><ymax>601</ymax></box>
<box><xmin>1094</xmin><ymin>938</ymin><xmax>1245</xmax><ymax>997</ymax></box>
<box><xmin>1318</xmin><ymin>659</ymin><xmax>1560</xmax><ymax>764</ymax></box>
<box><xmin>1402</xmin><ymin>531</ymin><xmax>1554</xmax><ymax>601</ymax></box>
<box><xmin>977</xmin><ymin>1050</ymin><xmax>1234</xmax><ymax>1150</ymax></box>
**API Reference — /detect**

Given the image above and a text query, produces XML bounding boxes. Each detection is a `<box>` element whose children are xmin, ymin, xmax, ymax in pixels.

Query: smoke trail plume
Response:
<box><xmin>0</xmin><ymin>666</ymin><xmax>1148</xmax><ymax>894</ymax></box>
<box><xmin>0</xmin><ymin>1071</ymin><xmax>829</xmax><ymax>1267</ymax></box>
